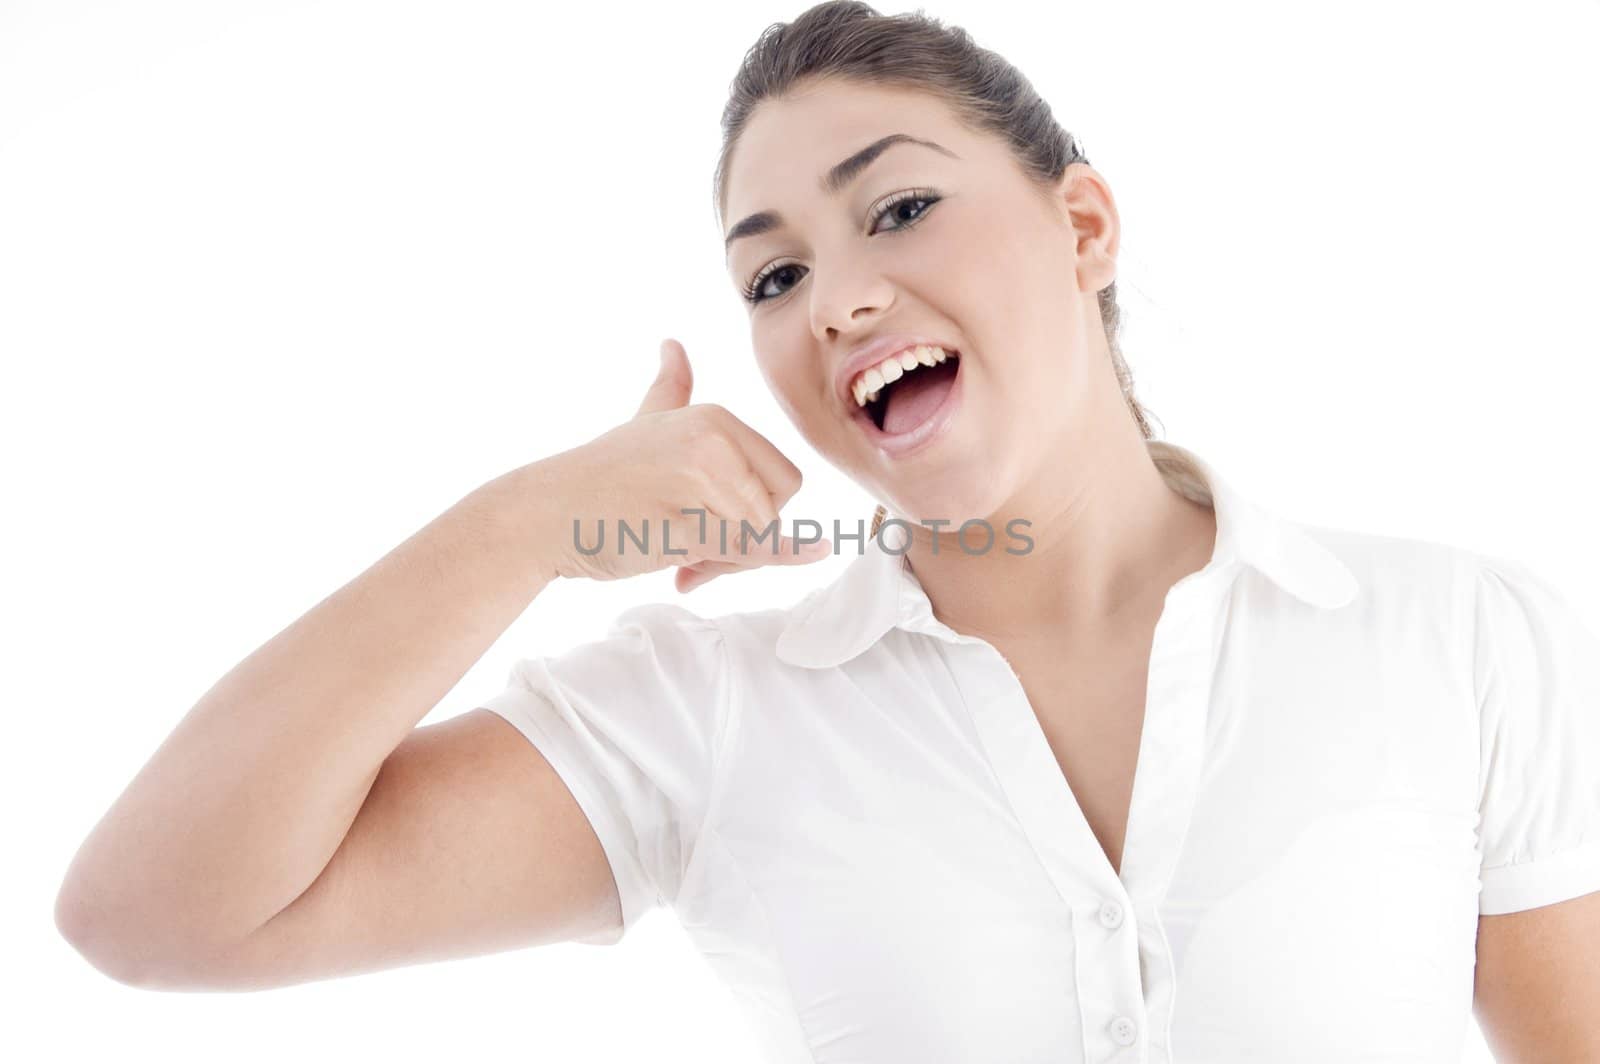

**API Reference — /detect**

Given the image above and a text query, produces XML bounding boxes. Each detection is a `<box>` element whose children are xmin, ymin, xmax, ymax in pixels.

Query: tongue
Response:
<box><xmin>882</xmin><ymin>360</ymin><xmax>957</xmax><ymax>435</ymax></box>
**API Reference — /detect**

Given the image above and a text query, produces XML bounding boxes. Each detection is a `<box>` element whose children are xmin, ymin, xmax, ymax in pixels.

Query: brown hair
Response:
<box><xmin>714</xmin><ymin>1</ymin><xmax>1157</xmax><ymax>465</ymax></box>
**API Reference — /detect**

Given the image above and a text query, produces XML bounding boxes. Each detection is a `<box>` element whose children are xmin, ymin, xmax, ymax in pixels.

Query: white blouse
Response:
<box><xmin>480</xmin><ymin>439</ymin><xmax>1600</xmax><ymax>1064</ymax></box>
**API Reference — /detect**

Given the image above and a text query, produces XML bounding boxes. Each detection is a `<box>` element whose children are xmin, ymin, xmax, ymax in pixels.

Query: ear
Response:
<box><xmin>1055</xmin><ymin>162</ymin><xmax>1120</xmax><ymax>295</ymax></box>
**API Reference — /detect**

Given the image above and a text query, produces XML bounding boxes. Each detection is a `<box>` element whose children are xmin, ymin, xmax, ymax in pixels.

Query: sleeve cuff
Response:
<box><xmin>478</xmin><ymin>688</ymin><xmax>659</xmax><ymax>945</ymax></box>
<box><xmin>1479</xmin><ymin>838</ymin><xmax>1600</xmax><ymax>915</ymax></box>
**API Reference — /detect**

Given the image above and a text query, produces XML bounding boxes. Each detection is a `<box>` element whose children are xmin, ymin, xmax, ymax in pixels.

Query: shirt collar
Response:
<box><xmin>774</xmin><ymin>440</ymin><xmax>1360</xmax><ymax>670</ymax></box>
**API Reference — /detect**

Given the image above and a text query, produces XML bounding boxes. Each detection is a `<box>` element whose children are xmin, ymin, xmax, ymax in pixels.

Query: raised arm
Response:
<box><xmin>52</xmin><ymin>339</ymin><xmax>819</xmax><ymax>990</ymax></box>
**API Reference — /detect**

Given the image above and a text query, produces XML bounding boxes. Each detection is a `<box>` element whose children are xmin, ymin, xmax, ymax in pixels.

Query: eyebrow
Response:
<box><xmin>723</xmin><ymin>133</ymin><xmax>959</xmax><ymax>255</ymax></box>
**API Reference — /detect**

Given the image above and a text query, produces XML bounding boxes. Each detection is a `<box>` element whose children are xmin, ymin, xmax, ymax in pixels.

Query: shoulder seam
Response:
<box><xmin>678</xmin><ymin>612</ymin><xmax>737</xmax><ymax>903</ymax></box>
<box><xmin>1466</xmin><ymin>548</ymin><xmax>1504</xmax><ymax>820</ymax></box>
<box><xmin>604</xmin><ymin>601</ymin><xmax>732</xmax><ymax>909</ymax></box>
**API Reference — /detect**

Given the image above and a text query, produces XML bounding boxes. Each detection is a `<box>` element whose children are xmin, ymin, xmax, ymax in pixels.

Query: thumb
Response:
<box><xmin>635</xmin><ymin>338</ymin><xmax>694</xmax><ymax>417</ymax></box>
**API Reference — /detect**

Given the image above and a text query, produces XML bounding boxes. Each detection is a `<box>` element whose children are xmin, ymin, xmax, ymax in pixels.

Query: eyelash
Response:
<box><xmin>741</xmin><ymin>188</ymin><xmax>942</xmax><ymax>306</ymax></box>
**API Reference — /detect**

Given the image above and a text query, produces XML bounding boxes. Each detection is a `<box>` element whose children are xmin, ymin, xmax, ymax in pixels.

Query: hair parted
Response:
<box><xmin>714</xmin><ymin>1</ymin><xmax>1158</xmax><ymax>472</ymax></box>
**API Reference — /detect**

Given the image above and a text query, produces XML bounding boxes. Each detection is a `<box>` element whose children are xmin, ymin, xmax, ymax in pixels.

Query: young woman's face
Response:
<box><xmin>721</xmin><ymin>78</ymin><xmax>1121</xmax><ymax>526</ymax></box>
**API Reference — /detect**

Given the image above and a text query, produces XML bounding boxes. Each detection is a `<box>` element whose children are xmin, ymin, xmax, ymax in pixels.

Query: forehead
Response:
<box><xmin>722</xmin><ymin>80</ymin><xmax>966</xmax><ymax>221</ymax></box>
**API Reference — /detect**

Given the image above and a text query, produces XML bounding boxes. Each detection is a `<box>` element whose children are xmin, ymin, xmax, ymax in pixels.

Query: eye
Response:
<box><xmin>741</xmin><ymin>188</ymin><xmax>942</xmax><ymax>306</ymax></box>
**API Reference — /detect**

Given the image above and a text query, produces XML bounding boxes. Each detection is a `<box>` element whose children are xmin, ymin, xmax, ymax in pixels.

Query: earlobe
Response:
<box><xmin>1072</xmin><ymin>219</ymin><xmax>1118</xmax><ymax>295</ymax></box>
<box><xmin>1075</xmin><ymin>235</ymin><xmax>1117</xmax><ymax>293</ymax></box>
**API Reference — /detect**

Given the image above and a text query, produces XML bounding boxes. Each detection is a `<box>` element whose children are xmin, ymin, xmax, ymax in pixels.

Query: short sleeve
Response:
<box><xmin>478</xmin><ymin>602</ymin><xmax>732</xmax><ymax>944</ymax></box>
<box><xmin>1472</xmin><ymin>552</ymin><xmax>1600</xmax><ymax>915</ymax></box>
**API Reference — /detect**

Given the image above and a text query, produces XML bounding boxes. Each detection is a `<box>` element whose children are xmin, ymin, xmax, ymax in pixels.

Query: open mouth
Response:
<box><xmin>850</xmin><ymin>348</ymin><xmax>963</xmax><ymax>456</ymax></box>
<box><xmin>865</xmin><ymin>353</ymin><xmax>957</xmax><ymax>431</ymax></box>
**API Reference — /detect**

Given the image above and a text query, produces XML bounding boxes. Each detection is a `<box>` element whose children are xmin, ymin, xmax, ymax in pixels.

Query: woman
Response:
<box><xmin>55</xmin><ymin>2</ymin><xmax>1600</xmax><ymax>1060</ymax></box>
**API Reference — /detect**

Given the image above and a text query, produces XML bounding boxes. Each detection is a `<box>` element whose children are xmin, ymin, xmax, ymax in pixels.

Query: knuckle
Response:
<box><xmin>688</xmin><ymin>428</ymin><xmax>732</xmax><ymax>466</ymax></box>
<box><xmin>681</xmin><ymin>412</ymin><xmax>714</xmax><ymax>445</ymax></box>
<box><xmin>695</xmin><ymin>401</ymin><xmax>731</xmax><ymax>425</ymax></box>
<box><xmin>742</xmin><ymin>477</ymin><xmax>775</xmax><ymax>519</ymax></box>
<box><xmin>682</xmin><ymin>403</ymin><xmax>720</xmax><ymax>434</ymax></box>
<box><xmin>774</xmin><ymin>464</ymin><xmax>803</xmax><ymax>503</ymax></box>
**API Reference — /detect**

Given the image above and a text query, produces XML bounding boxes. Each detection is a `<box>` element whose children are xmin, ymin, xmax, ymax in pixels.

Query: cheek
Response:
<box><xmin>758</xmin><ymin>353</ymin><xmax>827</xmax><ymax>436</ymax></box>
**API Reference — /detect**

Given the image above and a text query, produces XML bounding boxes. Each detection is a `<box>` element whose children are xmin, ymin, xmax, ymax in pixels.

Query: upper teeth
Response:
<box><xmin>851</xmin><ymin>345</ymin><xmax>953</xmax><ymax>407</ymax></box>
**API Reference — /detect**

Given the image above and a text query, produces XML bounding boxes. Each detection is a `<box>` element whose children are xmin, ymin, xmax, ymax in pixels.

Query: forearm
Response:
<box><xmin>55</xmin><ymin>461</ymin><xmax>567</xmax><ymax>967</ymax></box>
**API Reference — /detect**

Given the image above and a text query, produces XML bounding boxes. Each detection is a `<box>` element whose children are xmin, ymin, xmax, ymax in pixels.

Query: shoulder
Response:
<box><xmin>1300</xmin><ymin>519</ymin><xmax>1597</xmax><ymax>692</ymax></box>
<box><xmin>1283</xmin><ymin>523</ymin><xmax>1510</xmax><ymax>679</ymax></box>
<box><xmin>1306</xmin><ymin>520</ymin><xmax>1475</xmax><ymax>597</ymax></box>
<box><xmin>640</xmin><ymin>597</ymin><xmax>811</xmax><ymax>659</ymax></box>
<box><xmin>1459</xmin><ymin>545</ymin><xmax>1599</xmax><ymax>696</ymax></box>
<box><xmin>503</xmin><ymin>601</ymin><xmax>743</xmax><ymax>714</ymax></box>
<box><xmin>1311</xmin><ymin>524</ymin><xmax>1593</xmax><ymax>645</ymax></box>
<box><xmin>1290</xmin><ymin>521</ymin><xmax>1566</xmax><ymax>631</ymax></box>
<box><xmin>1301</xmin><ymin>517</ymin><xmax>1588</xmax><ymax>605</ymax></box>
<box><xmin>604</xmin><ymin>595</ymin><xmax>815</xmax><ymax>675</ymax></box>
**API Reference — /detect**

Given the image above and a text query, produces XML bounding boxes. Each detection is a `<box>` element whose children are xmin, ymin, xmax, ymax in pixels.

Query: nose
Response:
<box><xmin>809</xmin><ymin>254</ymin><xmax>896</xmax><ymax>343</ymax></box>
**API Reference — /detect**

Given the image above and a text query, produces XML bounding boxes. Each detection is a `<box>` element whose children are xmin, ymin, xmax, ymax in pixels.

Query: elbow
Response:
<box><xmin>54</xmin><ymin>879</ymin><xmax>196</xmax><ymax>991</ymax></box>
<box><xmin>55</xmin><ymin>881</ymin><xmax>144</xmax><ymax>987</ymax></box>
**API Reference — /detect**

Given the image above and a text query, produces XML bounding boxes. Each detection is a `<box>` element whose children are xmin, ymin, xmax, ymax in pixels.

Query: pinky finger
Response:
<box><xmin>675</xmin><ymin>535</ymin><xmax>830</xmax><ymax>592</ymax></box>
<box><xmin>763</xmin><ymin>534</ymin><xmax>835</xmax><ymax>565</ymax></box>
<box><xmin>675</xmin><ymin>560</ymin><xmax>736</xmax><ymax>594</ymax></box>
<box><xmin>716</xmin><ymin>533</ymin><xmax>831</xmax><ymax>569</ymax></box>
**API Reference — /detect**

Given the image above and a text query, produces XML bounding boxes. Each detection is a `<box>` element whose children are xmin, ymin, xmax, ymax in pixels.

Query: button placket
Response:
<box><xmin>1125</xmin><ymin>566</ymin><xmax>1236</xmax><ymax>1064</ymax></box>
<box><xmin>909</xmin><ymin>552</ymin><xmax>1235</xmax><ymax>1064</ymax></box>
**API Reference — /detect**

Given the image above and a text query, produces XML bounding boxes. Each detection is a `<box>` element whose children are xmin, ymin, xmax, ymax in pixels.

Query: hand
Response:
<box><xmin>533</xmin><ymin>338</ymin><xmax>831</xmax><ymax>591</ymax></box>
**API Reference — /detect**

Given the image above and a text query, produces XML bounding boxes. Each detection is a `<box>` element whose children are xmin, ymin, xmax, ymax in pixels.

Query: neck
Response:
<box><xmin>897</xmin><ymin>410</ymin><xmax>1217</xmax><ymax>649</ymax></box>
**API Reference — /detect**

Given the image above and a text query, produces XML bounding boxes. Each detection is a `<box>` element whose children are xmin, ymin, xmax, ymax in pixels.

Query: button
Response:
<box><xmin>1109</xmin><ymin>1015</ymin><xmax>1138</xmax><ymax>1047</ymax></box>
<box><xmin>1098</xmin><ymin>900</ymin><xmax>1124</xmax><ymax>929</ymax></box>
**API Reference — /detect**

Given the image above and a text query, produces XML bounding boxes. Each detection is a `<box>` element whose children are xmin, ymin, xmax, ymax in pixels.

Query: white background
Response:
<box><xmin>4</xmin><ymin>1</ymin><xmax>1597</xmax><ymax>1060</ymax></box>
